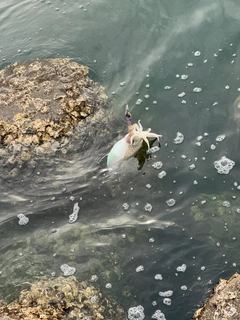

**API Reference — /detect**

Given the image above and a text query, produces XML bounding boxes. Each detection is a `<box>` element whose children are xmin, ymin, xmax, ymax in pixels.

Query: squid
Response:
<box><xmin>107</xmin><ymin>120</ymin><xmax>160</xmax><ymax>169</ymax></box>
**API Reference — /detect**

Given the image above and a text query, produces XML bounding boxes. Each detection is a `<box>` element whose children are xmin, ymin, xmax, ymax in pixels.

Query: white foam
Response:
<box><xmin>69</xmin><ymin>202</ymin><xmax>80</xmax><ymax>224</ymax></box>
<box><xmin>214</xmin><ymin>156</ymin><xmax>235</xmax><ymax>174</ymax></box>
<box><xmin>17</xmin><ymin>213</ymin><xmax>29</xmax><ymax>226</ymax></box>
<box><xmin>60</xmin><ymin>264</ymin><xmax>76</xmax><ymax>276</ymax></box>
<box><xmin>152</xmin><ymin>161</ymin><xmax>163</xmax><ymax>170</ymax></box>
<box><xmin>128</xmin><ymin>305</ymin><xmax>145</xmax><ymax>320</ymax></box>
<box><xmin>174</xmin><ymin>132</ymin><xmax>184</xmax><ymax>144</ymax></box>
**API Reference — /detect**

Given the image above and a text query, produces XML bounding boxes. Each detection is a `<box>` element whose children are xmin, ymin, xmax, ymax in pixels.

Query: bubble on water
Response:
<box><xmin>181</xmin><ymin>285</ymin><xmax>188</xmax><ymax>290</ymax></box>
<box><xmin>164</xmin><ymin>86</ymin><xmax>172</xmax><ymax>90</ymax></box>
<box><xmin>189</xmin><ymin>164</ymin><xmax>196</xmax><ymax>170</ymax></box>
<box><xmin>181</xmin><ymin>100</ymin><xmax>187</xmax><ymax>104</ymax></box>
<box><xmin>152</xmin><ymin>310</ymin><xmax>166</xmax><ymax>320</ymax></box>
<box><xmin>178</xmin><ymin>92</ymin><xmax>186</xmax><ymax>98</ymax></box>
<box><xmin>158</xmin><ymin>171</ymin><xmax>167</xmax><ymax>179</ymax></box>
<box><xmin>159</xmin><ymin>290</ymin><xmax>173</xmax><ymax>297</ymax></box>
<box><xmin>166</xmin><ymin>198</ymin><xmax>176</xmax><ymax>207</ymax></box>
<box><xmin>145</xmin><ymin>203</ymin><xmax>153</xmax><ymax>212</ymax></box>
<box><xmin>147</xmin><ymin>146</ymin><xmax>160</xmax><ymax>154</ymax></box>
<box><xmin>181</xmin><ymin>74</ymin><xmax>189</xmax><ymax>80</ymax></box>
<box><xmin>128</xmin><ymin>305</ymin><xmax>145</xmax><ymax>320</ymax></box>
<box><xmin>136</xmin><ymin>265</ymin><xmax>144</xmax><ymax>272</ymax></box>
<box><xmin>211</xmin><ymin>144</ymin><xmax>216</xmax><ymax>150</ymax></box>
<box><xmin>193</xmin><ymin>180</ymin><xmax>198</xmax><ymax>185</ymax></box>
<box><xmin>91</xmin><ymin>275</ymin><xmax>98</xmax><ymax>282</ymax></box>
<box><xmin>193</xmin><ymin>87</ymin><xmax>202</xmax><ymax>92</ymax></box>
<box><xmin>69</xmin><ymin>202</ymin><xmax>80</xmax><ymax>223</ymax></box>
<box><xmin>60</xmin><ymin>264</ymin><xmax>76</xmax><ymax>276</ymax></box>
<box><xmin>222</xmin><ymin>201</ymin><xmax>230</xmax><ymax>208</ymax></box>
<box><xmin>136</xmin><ymin>99</ymin><xmax>143</xmax><ymax>105</ymax></box>
<box><xmin>154</xmin><ymin>274</ymin><xmax>163</xmax><ymax>280</ymax></box>
<box><xmin>123</xmin><ymin>203</ymin><xmax>130</xmax><ymax>211</ymax></box>
<box><xmin>152</xmin><ymin>161</ymin><xmax>163</xmax><ymax>169</ymax></box>
<box><xmin>17</xmin><ymin>213</ymin><xmax>29</xmax><ymax>226</ymax></box>
<box><xmin>153</xmin><ymin>100</ymin><xmax>157</xmax><ymax>104</ymax></box>
<box><xmin>214</xmin><ymin>156</ymin><xmax>235</xmax><ymax>174</ymax></box>
<box><xmin>173</xmin><ymin>132</ymin><xmax>184</xmax><ymax>144</ymax></box>
<box><xmin>90</xmin><ymin>295</ymin><xmax>98</xmax><ymax>303</ymax></box>
<box><xmin>176</xmin><ymin>264</ymin><xmax>187</xmax><ymax>272</ymax></box>
<box><xmin>225</xmin><ymin>85</ymin><xmax>230</xmax><ymax>90</ymax></box>
<box><xmin>163</xmin><ymin>298</ymin><xmax>172</xmax><ymax>306</ymax></box>
<box><xmin>194</xmin><ymin>51</ymin><xmax>201</xmax><ymax>56</ymax></box>
<box><xmin>216</xmin><ymin>134</ymin><xmax>226</xmax><ymax>142</ymax></box>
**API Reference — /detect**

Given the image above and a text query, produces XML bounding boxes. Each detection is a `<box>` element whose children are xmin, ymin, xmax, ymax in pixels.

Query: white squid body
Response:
<box><xmin>107</xmin><ymin>120</ymin><xmax>160</xmax><ymax>169</ymax></box>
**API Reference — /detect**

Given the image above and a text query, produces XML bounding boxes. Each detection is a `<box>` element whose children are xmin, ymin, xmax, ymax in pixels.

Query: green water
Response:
<box><xmin>1</xmin><ymin>0</ymin><xmax>240</xmax><ymax>319</ymax></box>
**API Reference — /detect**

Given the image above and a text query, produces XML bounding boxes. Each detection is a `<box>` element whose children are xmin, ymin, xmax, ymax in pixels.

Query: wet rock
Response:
<box><xmin>0</xmin><ymin>276</ymin><xmax>127</xmax><ymax>320</ymax></box>
<box><xmin>192</xmin><ymin>273</ymin><xmax>240</xmax><ymax>320</ymax></box>
<box><xmin>0</xmin><ymin>58</ymin><xmax>110</xmax><ymax>165</ymax></box>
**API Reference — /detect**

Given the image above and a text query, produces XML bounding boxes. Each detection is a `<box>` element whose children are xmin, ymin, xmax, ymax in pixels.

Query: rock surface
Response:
<box><xmin>0</xmin><ymin>276</ymin><xmax>127</xmax><ymax>320</ymax></box>
<box><xmin>192</xmin><ymin>273</ymin><xmax>240</xmax><ymax>320</ymax></box>
<box><xmin>0</xmin><ymin>58</ymin><xmax>110</xmax><ymax>168</ymax></box>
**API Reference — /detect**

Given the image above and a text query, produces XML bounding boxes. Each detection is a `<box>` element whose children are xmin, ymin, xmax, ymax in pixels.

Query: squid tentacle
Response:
<box><xmin>107</xmin><ymin>119</ymin><xmax>161</xmax><ymax>168</ymax></box>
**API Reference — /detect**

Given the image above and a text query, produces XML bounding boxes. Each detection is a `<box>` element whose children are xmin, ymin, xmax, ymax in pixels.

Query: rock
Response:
<box><xmin>0</xmin><ymin>58</ymin><xmax>110</xmax><ymax>165</ymax></box>
<box><xmin>0</xmin><ymin>276</ymin><xmax>127</xmax><ymax>320</ymax></box>
<box><xmin>192</xmin><ymin>273</ymin><xmax>240</xmax><ymax>320</ymax></box>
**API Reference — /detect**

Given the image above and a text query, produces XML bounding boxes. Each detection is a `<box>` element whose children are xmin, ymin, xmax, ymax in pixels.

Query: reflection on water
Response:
<box><xmin>1</xmin><ymin>0</ymin><xmax>240</xmax><ymax>319</ymax></box>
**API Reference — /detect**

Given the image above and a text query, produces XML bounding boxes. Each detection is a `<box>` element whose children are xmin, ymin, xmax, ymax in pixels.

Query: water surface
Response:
<box><xmin>1</xmin><ymin>1</ymin><xmax>240</xmax><ymax>319</ymax></box>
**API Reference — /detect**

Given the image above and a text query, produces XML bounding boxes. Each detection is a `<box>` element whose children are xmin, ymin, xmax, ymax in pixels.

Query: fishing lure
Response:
<box><xmin>107</xmin><ymin>105</ymin><xmax>160</xmax><ymax>168</ymax></box>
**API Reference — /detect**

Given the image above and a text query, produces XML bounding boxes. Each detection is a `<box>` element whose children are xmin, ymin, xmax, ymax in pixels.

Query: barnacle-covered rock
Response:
<box><xmin>0</xmin><ymin>276</ymin><xmax>127</xmax><ymax>320</ymax></box>
<box><xmin>192</xmin><ymin>273</ymin><xmax>240</xmax><ymax>320</ymax></box>
<box><xmin>0</xmin><ymin>58</ymin><xmax>110</xmax><ymax>166</ymax></box>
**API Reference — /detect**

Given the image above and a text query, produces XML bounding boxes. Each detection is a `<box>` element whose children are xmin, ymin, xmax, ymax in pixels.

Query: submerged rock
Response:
<box><xmin>0</xmin><ymin>276</ymin><xmax>127</xmax><ymax>319</ymax></box>
<box><xmin>192</xmin><ymin>273</ymin><xmax>240</xmax><ymax>320</ymax></box>
<box><xmin>0</xmin><ymin>58</ymin><xmax>110</xmax><ymax>166</ymax></box>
